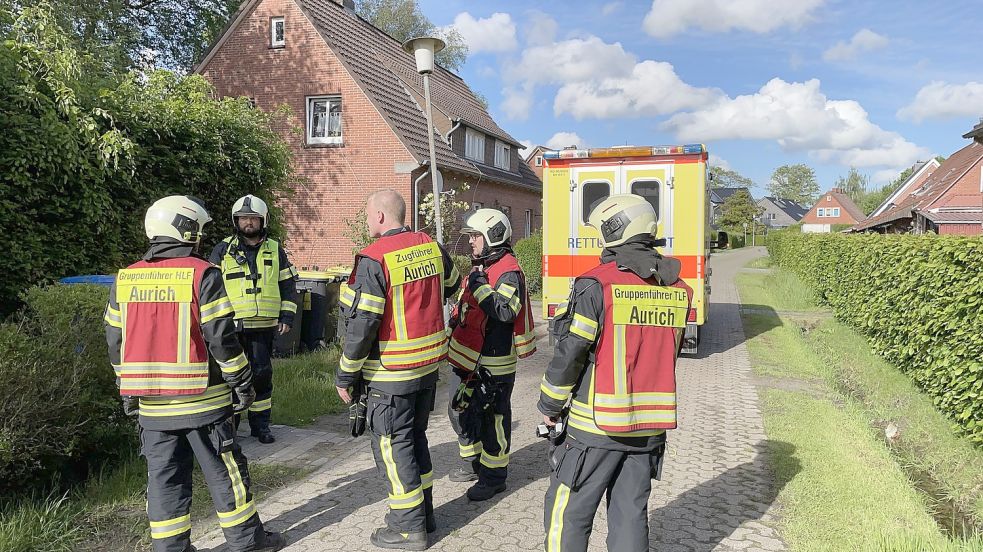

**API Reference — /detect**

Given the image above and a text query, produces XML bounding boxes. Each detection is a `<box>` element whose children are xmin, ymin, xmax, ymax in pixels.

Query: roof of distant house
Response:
<box><xmin>710</xmin><ymin>187</ymin><xmax>747</xmax><ymax>203</ymax></box>
<box><xmin>760</xmin><ymin>196</ymin><xmax>809</xmax><ymax>220</ymax></box>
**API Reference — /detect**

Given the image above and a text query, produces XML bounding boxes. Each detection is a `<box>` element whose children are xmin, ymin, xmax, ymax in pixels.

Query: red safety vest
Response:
<box><xmin>448</xmin><ymin>253</ymin><xmax>536</xmax><ymax>373</ymax></box>
<box><xmin>356</xmin><ymin>231</ymin><xmax>448</xmax><ymax>371</ymax></box>
<box><xmin>569</xmin><ymin>261</ymin><xmax>691</xmax><ymax>435</ymax></box>
<box><xmin>115</xmin><ymin>257</ymin><xmax>212</xmax><ymax>396</ymax></box>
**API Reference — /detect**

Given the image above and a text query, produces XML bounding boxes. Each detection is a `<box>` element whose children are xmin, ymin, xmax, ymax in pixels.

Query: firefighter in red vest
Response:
<box><xmin>447</xmin><ymin>208</ymin><xmax>536</xmax><ymax>501</ymax></box>
<box><xmin>104</xmin><ymin>196</ymin><xmax>285</xmax><ymax>552</ymax></box>
<box><xmin>335</xmin><ymin>189</ymin><xmax>460</xmax><ymax>550</ymax></box>
<box><xmin>539</xmin><ymin>194</ymin><xmax>692</xmax><ymax>552</ymax></box>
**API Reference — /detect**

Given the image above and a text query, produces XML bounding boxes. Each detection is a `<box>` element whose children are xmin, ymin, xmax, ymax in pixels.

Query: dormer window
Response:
<box><xmin>534</xmin><ymin>155</ymin><xmax>543</xmax><ymax>167</ymax></box>
<box><xmin>494</xmin><ymin>140</ymin><xmax>510</xmax><ymax>170</ymax></box>
<box><xmin>271</xmin><ymin>17</ymin><xmax>285</xmax><ymax>48</ymax></box>
<box><xmin>465</xmin><ymin>128</ymin><xmax>485</xmax><ymax>163</ymax></box>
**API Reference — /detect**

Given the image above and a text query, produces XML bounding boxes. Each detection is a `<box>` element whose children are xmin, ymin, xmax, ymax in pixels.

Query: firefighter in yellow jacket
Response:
<box><xmin>105</xmin><ymin>196</ymin><xmax>285</xmax><ymax>552</ymax></box>
<box><xmin>210</xmin><ymin>195</ymin><xmax>298</xmax><ymax>444</ymax></box>
<box><xmin>539</xmin><ymin>194</ymin><xmax>692</xmax><ymax>552</ymax></box>
<box><xmin>335</xmin><ymin>189</ymin><xmax>460</xmax><ymax>550</ymax></box>
<box><xmin>446</xmin><ymin>208</ymin><xmax>536</xmax><ymax>500</ymax></box>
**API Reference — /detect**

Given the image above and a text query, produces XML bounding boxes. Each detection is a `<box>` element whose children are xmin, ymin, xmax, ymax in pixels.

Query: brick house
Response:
<box><xmin>195</xmin><ymin>0</ymin><xmax>542</xmax><ymax>268</ymax></box>
<box><xmin>523</xmin><ymin>145</ymin><xmax>550</xmax><ymax>182</ymax></box>
<box><xmin>853</xmin><ymin>122</ymin><xmax>983</xmax><ymax>235</ymax></box>
<box><xmin>800</xmin><ymin>188</ymin><xmax>865</xmax><ymax>233</ymax></box>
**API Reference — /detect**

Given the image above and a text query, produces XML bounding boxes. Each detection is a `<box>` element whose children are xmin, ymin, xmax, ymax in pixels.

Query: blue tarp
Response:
<box><xmin>59</xmin><ymin>275</ymin><xmax>115</xmax><ymax>286</ymax></box>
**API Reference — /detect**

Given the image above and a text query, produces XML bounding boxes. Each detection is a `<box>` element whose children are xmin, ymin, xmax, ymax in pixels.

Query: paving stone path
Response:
<box><xmin>196</xmin><ymin>246</ymin><xmax>790</xmax><ymax>551</ymax></box>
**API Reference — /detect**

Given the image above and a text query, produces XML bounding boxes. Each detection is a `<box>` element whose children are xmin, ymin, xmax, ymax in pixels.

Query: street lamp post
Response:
<box><xmin>403</xmin><ymin>36</ymin><xmax>446</xmax><ymax>244</ymax></box>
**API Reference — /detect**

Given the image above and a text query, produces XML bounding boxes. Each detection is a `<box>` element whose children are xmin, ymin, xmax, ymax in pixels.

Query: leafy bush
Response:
<box><xmin>452</xmin><ymin>255</ymin><xmax>473</xmax><ymax>285</ymax></box>
<box><xmin>0</xmin><ymin>7</ymin><xmax>294</xmax><ymax>315</ymax></box>
<box><xmin>768</xmin><ymin>232</ymin><xmax>983</xmax><ymax>444</ymax></box>
<box><xmin>0</xmin><ymin>284</ymin><xmax>135</xmax><ymax>495</ymax></box>
<box><xmin>514</xmin><ymin>231</ymin><xmax>542</xmax><ymax>294</ymax></box>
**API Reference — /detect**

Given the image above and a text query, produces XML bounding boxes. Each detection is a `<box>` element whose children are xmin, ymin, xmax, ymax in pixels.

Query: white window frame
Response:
<box><xmin>465</xmin><ymin>128</ymin><xmax>485</xmax><ymax>163</ymax></box>
<box><xmin>832</xmin><ymin>207</ymin><xmax>841</xmax><ymax>217</ymax></box>
<box><xmin>534</xmin><ymin>155</ymin><xmax>543</xmax><ymax>167</ymax></box>
<box><xmin>306</xmin><ymin>96</ymin><xmax>342</xmax><ymax>145</ymax></box>
<box><xmin>494</xmin><ymin>140</ymin><xmax>511</xmax><ymax>170</ymax></box>
<box><xmin>817</xmin><ymin>208</ymin><xmax>826</xmax><ymax>217</ymax></box>
<box><xmin>271</xmin><ymin>17</ymin><xmax>285</xmax><ymax>48</ymax></box>
<box><xmin>525</xmin><ymin>209</ymin><xmax>532</xmax><ymax>238</ymax></box>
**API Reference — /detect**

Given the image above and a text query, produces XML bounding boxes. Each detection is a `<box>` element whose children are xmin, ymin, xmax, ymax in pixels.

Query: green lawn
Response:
<box><xmin>737</xmin><ymin>255</ymin><xmax>983</xmax><ymax>550</ymax></box>
<box><xmin>272</xmin><ymin>346</ymin><xmax>346</xmax><ymax>426</ymax></box>
<box><xmin>0</xmin><ymin>457</ymin><xmax>308</xmax><ymax>552</ymax></box>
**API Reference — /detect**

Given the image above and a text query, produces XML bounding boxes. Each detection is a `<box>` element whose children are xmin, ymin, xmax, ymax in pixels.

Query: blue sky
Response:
<box><xmin>419</xmin><ymin>0</ymin><xmax>983</xmax><ymax>193</ymax></box>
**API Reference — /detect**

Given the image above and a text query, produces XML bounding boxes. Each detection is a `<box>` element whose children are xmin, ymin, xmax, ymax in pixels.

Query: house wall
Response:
<box><xmin>800</xmin><ymin>193</ymin><xmax>860</xmax><ymax>226</ymax></box>
<box><xmin>758</xmin><ymin>200</ymin><xmax>796</xmax><ymax>228</ymax></box>
<box><xmin>198</xmin><ymin>0</ymin><xmax>417</xmax><ymax>269</ymax></box>
<box><xmin>939</xmin><ymin>223</ymin><xmax>982</xmax><ymax>235</ymax></box>
<box><xmin>801</xmin><ymin>223</ymin><xmax>831</xmax><ymax>233</ymax></box>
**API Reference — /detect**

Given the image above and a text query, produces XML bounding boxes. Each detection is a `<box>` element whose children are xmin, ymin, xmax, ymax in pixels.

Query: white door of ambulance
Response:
<box><xmin>620</xmin><ymin>164</ymin><xmax>674</xmax><ymax>254</ymax></box>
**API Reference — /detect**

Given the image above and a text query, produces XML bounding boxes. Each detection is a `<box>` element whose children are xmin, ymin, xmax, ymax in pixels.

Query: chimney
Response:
<box><xmin>831</xmin><ymin>187</ymin><xmax>843</xmax><ymax>193</ymax></box>
<box><xmin>961</xmin><ymin>117</ymin><xmax>983</xmax><ymax>143</ymax></box>
<box><xmin>332</xmin><ymin>0</ymin><xmax>356</xmax><ymax>10</ymax></box>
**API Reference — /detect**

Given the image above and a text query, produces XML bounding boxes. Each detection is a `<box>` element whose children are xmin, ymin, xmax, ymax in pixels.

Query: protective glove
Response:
<box><xmin>122</xmin><ymin>396</ymin><xmax>140</xmax><ymax>417</ymax></box>
<box><xmin>467</xmin><ymin>269</ymin><xmax>488</xmax><ymax>292</ymax></box>
<box><xmin>452</xmin><ymin>366</ymin><xmax>474</xmax><ymax>381</ymax></box>
<box><xmin>234</xmin><ymin>384</ymin><xmax>256</xmax><ymax>414</ymax></box>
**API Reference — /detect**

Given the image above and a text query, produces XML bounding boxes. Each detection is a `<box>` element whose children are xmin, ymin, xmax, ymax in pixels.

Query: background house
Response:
<box><xmin>757</xmin><ymin>196</ymin><xmax>808</xmax><ymax>229</ymax></box>
<box><xmin>800</xmin><ymin>188</ymin><xmax>865</xmax><ymax>233</ymax></box>
<box><xmin>196</xmin><ymin>0</ymin><xmax>542</xmax><ymax>268</ymax></box>
<box><xmin>854</xmin><ymin>122</ymin><xmax>983</xmax><ymax>235</ymax></box>
<box><xmin>867</xmin><ymin>159</ymin><xmax>940</xmax><ymax>219</ymax></box>
<box><xmin>523</xmin><ymin>145</ymin><xmax>550</xmax><ymax>183</ymax></box>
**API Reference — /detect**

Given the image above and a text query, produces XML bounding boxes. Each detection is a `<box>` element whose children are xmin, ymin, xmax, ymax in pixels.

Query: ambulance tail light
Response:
<box><xmin>548</xmin><ymin>304</ymin><xmax>559</xmax><ymax>318</ymax></box>
<box><xmin>687</xmin><ymin>308</ymin><xmax>697</xmax><ymax>323</ymax></box>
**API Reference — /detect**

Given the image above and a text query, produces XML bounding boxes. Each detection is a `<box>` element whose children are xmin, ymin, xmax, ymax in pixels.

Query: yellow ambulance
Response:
<box><xmin>541</xmin><ymin>144</ymin><xmax>711</xmax><ymax>354</ymax></box>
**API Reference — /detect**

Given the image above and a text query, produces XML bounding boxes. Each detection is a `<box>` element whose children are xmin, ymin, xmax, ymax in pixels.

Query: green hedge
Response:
<box><xmin>768</xmin><ymin>232</ymin><xmax>983</xmax><ymax>444</ymax></box>
<box><xmin>0</xmin><ymin>284</ymin><xmax>135</xmax><ymax>495</ymax></box>
<box><xmin>514</xmin><ymin>231</ymin><xmax>542</xmax><ymax>294</ymax></box>
<box><xmin>1</xmin><ymin>8</ymin><xmax>293</xmax><ymax>315</ymax></box>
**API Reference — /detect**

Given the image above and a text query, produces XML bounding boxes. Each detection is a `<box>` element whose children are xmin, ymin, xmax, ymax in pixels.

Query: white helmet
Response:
<box><xmin>462</xmin><ymin>208</ymin><xmax>512</xmax><ymax>249</ymax></box>
<box><xmin>231</xmin><ymin>194</ymin><xmax>269</xmax><ymax>229</ymax></box>
<box><xmin>587</xmin><ymin>194</ymin><xmax>658</xmax><ymax>248</ymax></box>
<box><xmin>144</xmin><ymin>195</ymin><xmax>212</xmax><ymax>243</ymax></box>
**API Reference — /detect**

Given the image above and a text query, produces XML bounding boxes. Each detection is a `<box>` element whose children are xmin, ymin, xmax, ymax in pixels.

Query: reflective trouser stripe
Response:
<box><xmin>479</xmin><ymin>414</ymin><xmax>510</xmax><ymax>469</ymax></box>
<box><xmin>546</xmin><ymin>484</ymin><xmax>571</xmax><ymax>552</ymax></box>
<box><xmin>248</xmin><ymin>397</ymin><xmax>272</xmax><ymax>412</ymax></box>
<box><xmin>459</xmin><ymin>442</ymin><xmax>482</xmax><ymax>459</ymax></box>
<box><xmin>421</xmin><ymin>470</ymin><xmax>434</xmax><ymax>490</ymax></box>
<box><xmin>217</xmin><ymin>500</ymin><xmax>256</xmax><ymax>528</ymax></box>
<box><xmin>149</xmin><ymin>514</ymin><xmax>191</xmax><ymax>540</ymax></box>
<box><xmin>221</xmin><ymin>451</ymin><xmax>247</xmax><ymax>509</ymax></box>
<box><xmin>381</xmin><ymin>436</ymin><xmax>425</xmax><ymax>509</ymax></box>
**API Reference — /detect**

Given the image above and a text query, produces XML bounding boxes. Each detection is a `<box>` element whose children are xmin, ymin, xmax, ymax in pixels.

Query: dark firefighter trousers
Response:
<box><xmin>543</xmin><ymin>440</ymin><xmax>666</xmax><ymax>552</ymax></box>
<box><xmin>142</xmin><ymin>417</ymin><xmax>266</xmax><ymax>552</ymax></box>
<box><xmin>368</xmin><ymin>384</ymin><xmax>437</xmax><ymax>533</ymax></box>
<box><xmin>239</xmin><ymin>327</ymin><xmax>275</xmax><ymax>433</ymax></box>
<box><xmin>448</xmin><ymin>373</ymin><xmax>514</xmax><ymax>487</ymax></box>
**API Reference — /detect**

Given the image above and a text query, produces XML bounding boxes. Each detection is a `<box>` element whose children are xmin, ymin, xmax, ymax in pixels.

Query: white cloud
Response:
<box><xmin>662</xmin><ymin>78</ymin><xmax>930</xmax><ymax>168</ymax></box>
<box><xmin>643</xmin><ymin>0</ymin><xmax>824</xmax><ymax>39</ymax></box>
<box><xmin>553</xmin><ymin>60</ymin><xmax>723</xmax><ymax>119</ymax></box>
<box><xmin>708</xmin><ymin>154</ymin><xmax>732</xmax><ymax>171</ymax></box>
<box><xmin>518</xmin><ymin>139</ymin><xmax>534</xmax><ymax>160</ymax></box>
<box><xmin>501</xmin><ymin>85</ymin><xmax>534</xmax><ymax>120</ymax></box>
<box><xmin>897</xmin><ymin>81</ymin><xmax>983</xmax><ymax>122</ymax></box>
<box><xmin>448</xmin><ymin>12</ymin><xmax>518</xmax><ymax>53</ymax></box>
<box><xmin>523</xmin><ymin>12</ymin><xmax>558</xmax><ymax>47</ymax></box>
<box><xmin>822</xmin><ymin>29</ymin><xmax>889</xmax><ymax>62</ymax></box>
<box><xmin>508</xmin><ymin>36</ymin><xmax>637</xmax><ymax>86</ymax></box>
<box><xmin>546</xmin><ymin>132</ymin><xmax>585</xmax><ymax>150</ymax></box>
<box><xmin>602</xmin><ymin>1</ymin><xmax>623</xmax><ymax>16</ymax></box>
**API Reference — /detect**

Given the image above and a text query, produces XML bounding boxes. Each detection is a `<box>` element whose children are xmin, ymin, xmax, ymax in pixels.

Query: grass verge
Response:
<box><xmin>272</xmin><ymin>346</ymin><xmax>346</xmax><ymax>426</ymax></box>
<box><xmin>737</xmin><ymin>259</ymin><xmax>983</xmax><ymax>550</ymax></box>
<box><xmin>0</xmin><ymin>456</ymin><xmax>308</xmax><ymax>552</ymax></box>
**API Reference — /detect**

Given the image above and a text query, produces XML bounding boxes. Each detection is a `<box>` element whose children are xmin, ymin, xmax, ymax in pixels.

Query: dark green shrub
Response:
<box><xmin>769</xmin><ymin>232</ymin><xmax>983</xmax><ymax>444</ymax></box>
<box><xmin>514</xmin><ymin>231</ymin><xmax>542</xmax><ymax>294</ymax></box>
<box><xmin>0</xmin><ymin>284</ymin><xmax>135</xmax><ymax>496</ymax></box>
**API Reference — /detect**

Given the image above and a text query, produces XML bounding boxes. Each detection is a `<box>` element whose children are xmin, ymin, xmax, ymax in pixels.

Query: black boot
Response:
<box><xmin>254</xmin><ymin>530</ymin><xmax>286</xmax><ymax>551</ymax></box>
<box><xmin>448</xmin><ymin>459</ymin><xmax>479</xmax><ymax>482</ymax></box>
<box><xmin>369</xmin><ymin>527</ymin><xmax>428</xmax><ymax>550</ymax></box>
<box><xmin>466</xmin><ymin>481</ymin><xmax>506</xmax><ymax>502</ymax></box>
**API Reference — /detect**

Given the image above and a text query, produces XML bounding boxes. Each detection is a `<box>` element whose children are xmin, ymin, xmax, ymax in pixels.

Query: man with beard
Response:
<box><xmin>210</xmin><ymin>195</ymin><xmax>298</xmax><ymax>444</ymax></box>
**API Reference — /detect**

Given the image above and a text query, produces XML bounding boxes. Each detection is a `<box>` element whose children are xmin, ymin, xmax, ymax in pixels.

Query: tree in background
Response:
<box><xmin>356</xmin><ymin>0</ymin><xmax>468</xmax><ymax>71</ymax></box>
<box><xmin>835</xmin><ymin>167</ymin><xmax>869</xmax><ymax>206</ymax></box>
<box><xmin>710</xmin><ymin>166</ymin><xmax>754</xmax><ymax>189</ymax></box>
<box><xmin>769</xmin><ymin>164</ymin><xmax>820</xmax><ymax>205</ymax></box>
<box><xmin>718</xmin><ymin>189</ymin><xmax>764</xmax><ymax>234</ymax></box>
